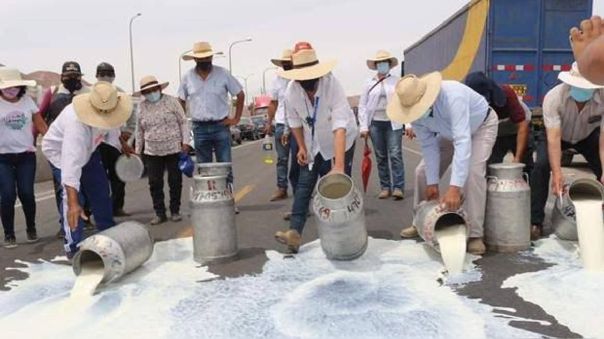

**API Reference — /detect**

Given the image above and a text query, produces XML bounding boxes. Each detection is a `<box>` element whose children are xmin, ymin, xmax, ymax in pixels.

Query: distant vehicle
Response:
<box><xmin>238</xmin><ymin>117</ymin><xmax>258</xmax><ymax>140</ymax></box>
<box><xmin>251</xmin><ymin>115</ymin><xmax>267</xmax><ymax>138</ymax></box>
<box><xmin>231</xmin><ymin>125</ymin><xmax>242</xmax><ymax>145</ymax></box>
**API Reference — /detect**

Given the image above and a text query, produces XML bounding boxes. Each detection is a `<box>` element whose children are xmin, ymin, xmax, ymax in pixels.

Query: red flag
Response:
<box><xmin>361</xmin><ymin>139</ymin><xmax>372</xmax><ymax>193</ymax></box>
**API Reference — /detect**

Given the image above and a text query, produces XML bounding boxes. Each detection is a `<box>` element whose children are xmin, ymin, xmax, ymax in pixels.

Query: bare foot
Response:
<box><xmin>570</xmin><ymin>16</ymin><xmax>604</xmax><ymax>61</ymax></box>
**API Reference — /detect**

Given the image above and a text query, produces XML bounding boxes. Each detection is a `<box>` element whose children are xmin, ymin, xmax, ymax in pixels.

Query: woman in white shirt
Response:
<box><xmin>0</xmin><ymin>68</ymin><xmax>48</xmax><ymax>248</ymax></box>
<box><xmin>358</xmin><ymin>51</ymin><xmax>405</xmax><ymax>200</ymax></box>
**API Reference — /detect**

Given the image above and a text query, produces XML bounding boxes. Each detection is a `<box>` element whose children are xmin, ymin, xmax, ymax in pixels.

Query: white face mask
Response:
<box><xmin>144</xmin><ymin>91</ymin><xmax>161</xmax><ymax>103</ymax></box>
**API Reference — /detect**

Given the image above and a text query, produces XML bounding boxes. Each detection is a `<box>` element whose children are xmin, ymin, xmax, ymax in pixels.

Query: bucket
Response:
<box><xmin>413</xmin><ymin>200</ymin><xmax>469</xmax><ymax>251</ymax></box>
<box><xmin>312</xmin><ymin>173</ymin><xmax>368</xmax><ymax>260</ymax></box>
<box><xmin>115</xmin><ymin>154</ymin><xmax>144</xmax><ymax>182</ymax></box>
<box><xmin>553</xmin><ymin>178</ymin><xmax>604</xmax><ymax>241</ymax></box>
<box><xmin>72</xmin><ymin>221</ymin><xmax>154</xmax><ymax>284</ymax></box>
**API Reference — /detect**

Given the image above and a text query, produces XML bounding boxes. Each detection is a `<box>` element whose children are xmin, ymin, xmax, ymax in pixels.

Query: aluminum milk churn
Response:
<box><xmin>312</xmin><ymin>173</ymin><xmax>368</xmax><ymax>260</ymax></box>
<box><xmin>73</xmin><ymin>221</ymin><xmax>154</xmax><ymax>285</ymax></box>
<box><xmin>413</xmin><ymin>200</ymin><xmax>469</xmax><ymax>252</ymax></box>
<box><xmin>552</xmin><ymin>178</ymin><xmax>604</xmax><ymax>241</ymax></box>
<box><xmin>190</xmin><ymin>166</ymin><xmax>237</xmax><ymax>264</ymax></box>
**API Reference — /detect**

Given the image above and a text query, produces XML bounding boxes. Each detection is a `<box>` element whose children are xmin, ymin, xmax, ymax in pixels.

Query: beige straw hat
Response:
<box><xmin>558</xmin><ymin>62</ymin><xmax>604</xmax><ymax>89</ymax></box>
<box><xmin>182</xmin><ymin>41</ymin><xmax>215</xmax><ymax>61</ymax></box>
<box><xmin>271</xmin><ymin>49</ymin><xmax>293</xmax><ymax>67</ymax></box>
<box><xmin>386</xmin><ymin>72</ymin><xmax>443</xmax><ymax>124</ymax></box>
<box><xmin>0</xmin><ymin>68</ymin><xmax>36</xmax><ymax>89</ymax></box>
<box><xmin>366</xmin><ymin>50</ymin><xmax>399</xmax><ymax>70</ymax></box>
<box><xmin>133</xmin><ymin>75</ymin><xmax>169</xmax><ymax>96</ymax></box>
<box><xmin>73</xmin><ymin>81</ymin><xmax>133</xmax><ymax>129</ymax></box>
<box><xmin>278</xmin><ymin>42</ymin><xmax>337</xmax><ymax>81</ymax></box>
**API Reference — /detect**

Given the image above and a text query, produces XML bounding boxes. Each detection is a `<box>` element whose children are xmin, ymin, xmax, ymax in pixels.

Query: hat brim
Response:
<box><xmin>0</xmin><ymin>79</ymin><xmax>37</xmax><ymax>90</ymax></box>
<box><xmin>73</xmin><ymin>93</ymin><xmax>133</xmax><ymax>129</ymax></box>
<box><xmin>387</xmin><ymin>72</ymin><xmax>443</xmax><ymax>124</ymax></box>
<box><xmin>367</xmin><ymin>57</ymin><xmax>399</xmax><ymax>70</ymax></box>
<box><xmin>133</xmin><ymin>82</ymin><xmax>169</xmax><ymax>96</ymax></box>
<box><xmin>271</xmin><ymin>58</ymin><xmax>290</xmax><ymax>67</ymax></box>
<box><xmin>558</xmin><ymin>71</ymin><xmax>604</xmax><ymax>89</ymax></box>
<box><xmin>278</xmin><ymin>60</ymin><xmax>337</xmax><ymax>81</ymax></box>
<box><xmin>182</xmin><ymin>51</ymin><xmax>214</xmax><ymax>61</ymax></box>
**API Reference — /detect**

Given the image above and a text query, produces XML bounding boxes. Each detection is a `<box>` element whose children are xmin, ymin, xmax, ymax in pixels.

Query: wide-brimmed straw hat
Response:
<box><xmin>278</xmin><ymin>42</ymin><xmax>337</xmax><ymax>81</ymax></box>
<box><xmin>0</xmin><ymin>68</ymin><xmax>36</xmax><ymax>89</ymax></box>
<box><xmin>558</xmin><ymin>62</ymin><xmax>604</xmax><ymax>89</ymax></box>
<box><xmin>182</xmin><ymin>41</ymin><xmax>215</xmax><ymax>61</ymax></box>
<box><xmin>366</xmin><ymin>50</ymin><xmax>399</xmax><ymax>70</ymax></box>
<box><xmin>73</xmin><ymin>81</ymin><xmax>132</xmax><ymax>129</ymax></box>
<box><xmin>271</xmin><ymin>49</ymin><xmax>293</xmax><ymax>67</ymax></box>
<box><xmin>386</xmin><ymin>72</ymin><xmax>443</xmax><ymax>124</ymax></box>
<box><xmin>133</xmin><ymin>75</ymin><xmax>169</xmax><ymax>96</ymax></box>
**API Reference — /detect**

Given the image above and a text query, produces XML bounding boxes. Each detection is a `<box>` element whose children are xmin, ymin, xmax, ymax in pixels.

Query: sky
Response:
<box><xmin>2</xmin><ymin>0</ymin><xmax>604</xmax><ymax>98</ymax></box>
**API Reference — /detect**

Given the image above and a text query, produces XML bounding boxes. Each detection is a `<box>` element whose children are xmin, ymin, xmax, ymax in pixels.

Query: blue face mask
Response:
<box><xmin>569</xmin><ymin>87</ymin><xmax>595</xmax><ymax>103</ymax></box>
<box><xmin>144</xmin><ymin>91</ymin><xmax>161</xmax><ymax>103</ymax></box>
<box><xmin>376</xmin><ymin>62</ymin><xmax>390</xmax><ymax>75</ymax></box>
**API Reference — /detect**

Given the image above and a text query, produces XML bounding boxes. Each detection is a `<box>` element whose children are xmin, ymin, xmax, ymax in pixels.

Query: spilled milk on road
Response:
<box><xmin>436</xmin><ymin>224</ymin><xmax>467</xmax><ymax>274</ymax></box>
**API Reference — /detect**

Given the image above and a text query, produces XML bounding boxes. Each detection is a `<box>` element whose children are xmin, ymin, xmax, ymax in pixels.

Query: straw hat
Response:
<box><xmin>73</xmin><ymin>81</ymin><xmax>132</xmax><ymax>129</ymax></box>
<box><xmin>558</xmin><ymin>62</ymin><xmax>604</xmax><ymax>89</ymax></box>
<box><xmin>133</xmin><ymin>75</ymin><xmax>169</xmax><ymax>96</ymax></box>
<box><xmin>0</xmin><ymin>68</ymin><xmax>36</xmax><ymax>89</ymax></box>
<box><xmin>271</xmin><ymin>49</ymin><xmax>293</xmax><ymax>67</ymax></box>
<box><xmin>182</xmin><ymin>41</ymin><xmax>215</xmax><ymax>61</ymax></box>
<box><xmin>386</xmin><ymin>72</ymin><xmax>443</xmax><ymax>124</ymax></box>
<box><xmin>278</xmin><ymin>42</ymin><xmax>337</xmax><ymax>81</ymax></box>
<box><xmin>366</xmin><ymin>50</ymin><xmax>399</xmax><ymax>70</ymax></box>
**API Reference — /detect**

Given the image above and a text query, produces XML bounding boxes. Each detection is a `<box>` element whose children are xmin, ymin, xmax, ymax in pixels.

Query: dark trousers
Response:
<box><xmin>488</xmin><ymin>133</ymin><xmax>535</xmax><ymax>176</ymax></box>
<box><xmin>530</xmin><ymin>128</ymin><xmax>602</xmax><ymax>225</ymax></box>
<box><xmin>274</xmin><ymin>123</ymin><xmax>301</xmax><ymax>193</ymax></box>
<box><xmin>290</xmin><ymin>144</ymin><xmax>355</xmax><ymax>235</ymax></box>
<box><xmin>99</xmin><ymin>143</ymin><xmax>126</xmax><ymax>212</ymax></box>
<box><xmin>0</xmin><ymin>152</ymin><xmax>36</xmax><ymax>239</ymax></box>
<box><xmin>145</xmin><ymin>153</ymin><xmax>182</xmax><ymax>217</ymax></box>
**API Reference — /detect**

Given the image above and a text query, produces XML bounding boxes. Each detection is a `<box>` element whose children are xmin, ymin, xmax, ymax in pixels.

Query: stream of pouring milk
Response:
<box><xmin>574</xmin><ymin>197</ymin><xmax>604</xmax><ymax>271</ymax></box>
<box><xmin>436</xmin><ymin>224</ymin><xmax>467</xmax><ymax>274</ymax></box>
<box><xmin>70</xmin><ymin>261</ymin><xmax>104</xmax><ymax>299</ymax></box>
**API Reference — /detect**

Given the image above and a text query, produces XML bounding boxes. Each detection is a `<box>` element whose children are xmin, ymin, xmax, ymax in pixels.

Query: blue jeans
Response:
<box><xmin>51</xmin><ymin>150</ymin><xmax>115</xmax><ymax>255</ymax></box>
<box><xmin>0</xmin><ymin>152</ymin><xmax>36</xmax><ymax>239</ymax></box>
<box><xmin>274</xmin><ymin>124</ymin><xmax>300</xmax><ymax>192</ymax></box>
<box><xmin>369</xmin><ymin>121</ymin><xmax>405</xmax><ymax>190</ymax></box>
<box><xmin>290</xmin><ymin>144</ymin><xmax>355</xmax><ymax>235</ymax></box>
<box><xmin>193</xmin><ymin>122</ymin><xmax>233</xmax><ymax>184</ymax></box>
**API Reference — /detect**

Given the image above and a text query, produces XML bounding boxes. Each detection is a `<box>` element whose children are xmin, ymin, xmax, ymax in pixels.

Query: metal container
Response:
<box><xmin>485</xmin><ymin>163</ymin><xmax>531</xmax><ymax>252</ymax></box>
<box><xmin>553</xmin><ymin>178</ymin><xmax>604</xmax><ymax>241</ymax></box>
<box><xmin>72</xmin><ymin>221</ymin><xmax>154</xmax><ymax>284</ymax></box>
<box><xmin>413</xmin><ymin>200</ymin><xmax>469</xmax><ymax>251</ymax></box>
<box><xmin>190</xmin><ymin>174</ymin><xmax>237</xmax><ymax>264</ymax></box>
<box><xmin>312</xmin><ymin>173</ymin><xmax>368</xmax><ymax>260</ymax></box>
<box><xmin>115</xmin><ymin>154</ymin><xmax>145</xmax><ymax>182</ymax></box>
<box><xmin>196</xmin><ymin>162</ymin><xmax>232</xmax><ymax>177</ymax></box>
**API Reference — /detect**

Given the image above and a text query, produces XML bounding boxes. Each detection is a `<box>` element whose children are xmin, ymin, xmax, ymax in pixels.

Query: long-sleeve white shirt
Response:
<box><xmin>358</xmin><ymin>74</ymin><xmax>403</xmax><ymax>132</ymax></box>
<box><xmin>42</xmin><ymin>104</ymin><xmax>120</xmax><ymax>191</ymax></box>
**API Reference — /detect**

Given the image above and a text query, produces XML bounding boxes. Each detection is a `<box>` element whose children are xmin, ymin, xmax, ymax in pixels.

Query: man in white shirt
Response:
<box><xmin>274</xmin><ymin>42</ymin><xmax>358</xmax><ymax>253</ymax></box>
<box><xmin>178</xmin><ymin>41</ymin><xmax>244</xmax><ymax>186</ymax></box>
<box><xmin>42</xmin><ymin>82</ymin><xmax>132</xmax><ymax>258</ymax></box>
<box><xmin>266</xmin><ymin>49</ymin><xmax>301</xmax><ymax>202</ymax></box>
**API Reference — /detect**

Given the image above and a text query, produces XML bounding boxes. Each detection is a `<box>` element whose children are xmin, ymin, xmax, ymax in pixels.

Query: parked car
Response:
<box><xmin>251</xmin><ymin>115</ymin><xmax>267</xmax><ymax>138</ymax></box>
<box><xmin>231</xmin><ymin>125</ymin><xmax>242</xmax><ymax>145</ymax></box>
<box><xmin>238</xmin><ymin>117</ymin><xmax>258</xmax><ymax>140</ymax></box>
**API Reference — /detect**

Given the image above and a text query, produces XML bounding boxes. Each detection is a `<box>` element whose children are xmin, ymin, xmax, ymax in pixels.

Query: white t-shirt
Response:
<box><xmin>0</xmin><ymin>96</ymin><xmax>38</xmax><ymax>154</ymax></box>
<box><xmin>270</xmin><ymin>76</ymin><xmax>290</xmax><ymax>125</ymax></box>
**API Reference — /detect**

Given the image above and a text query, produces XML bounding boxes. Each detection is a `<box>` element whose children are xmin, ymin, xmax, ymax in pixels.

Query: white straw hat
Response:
<box><xmin>278</xmin><ymin>42</ymin><xmax>337</xmax><ymax>81</ymax></box>
<box><xmin>271</xmin><ymin>49</ymin><xmax>293</xmax><ymax>67</ymax></box>
<box><xmin>73</xmin><ymin>81</ymin><xmax>133</xmax><ymax>129</ymax></box>
<box><xmin>366</xmin><ymin>50</ymin><xmax>399</xmax><ymax>71</ymax></box>
<box><xmin>133</xmin><ymin>75</ymin><xmax>169</xmax><ymax>96</ymax></box>
<box><xmin>558</xmin><ymin>62</ymin><xmax>604</xmax><ymax>89</ymax></box>
<box><xmin>387</xmin><ymin>72</ymin><xmax>443</xmax><ymax>124</ymax></box>
<box><xmin>0</xmin><ymin>68</ymin><xmax>36</xmax><ymax>89</ymax></box>
<box><xmin>182</xmin><ymin>41</ymin><xmax>215</xmax><ymax>61</ymax></box>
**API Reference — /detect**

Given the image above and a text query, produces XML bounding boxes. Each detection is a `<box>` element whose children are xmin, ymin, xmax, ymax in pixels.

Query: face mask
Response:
<box><xmin>569</xmin><ymin>86</ymin><xmax>595</xmax><ymax>103</ymax></box>
<box><xmin>196</xmin><ymin>61</ymin><xmax>212</xmax><ymax>72</ymax></box>
<box><xmin>1</xmin><ymin>87</ymin><xmax>21</xmax><ymax>99</ymax></box>
<box><xmin>97</xmin><ymin>76</ymin><xmax>115</xmax><ymax>83</ymax></box>
<box><xmin>63</xmin><ymin>78</ymin><xmax>83</xmax><ymax>93</ymax></box>
<box><xmin>298</xmin><ymin>78</ymin><xmax>319</xmax><ymax>92</ymax></box>
<box><xmin>144</xmin><ymin>91</ymin><xmax>161</xmax><ymax>103</ymax></box>
<box><xmin>282</xmin><ymin>63</ymin><xmax>293</xmax><ymax>71</ymax></box>
<box><xmin>376</xmin><ymin>61</ymin><xmax>391</xmax><ymax>75</ymax></box>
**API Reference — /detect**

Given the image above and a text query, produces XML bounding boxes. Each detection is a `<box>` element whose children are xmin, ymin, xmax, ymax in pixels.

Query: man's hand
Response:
<box><xmin>182</xmin><ymin>143</ymin><xmax>192</xmax><ymax>154</ymax></box>
<box><xmin>67</xmin><ymin>202</ymin><xmax>83</xmax><ymax>231</ymax></box>
<box><xmin>120</xmin><ymin>132</ymin><xmax>132</xmax><ymax>144</ymax></box>
<box><xmin>281</xmin><ymin>132</ymin><xmax>289</xmax><ymax>146</ymax></box>
<box><xmin>405</xmin><ymin>128</ymin><xmax>416</xmax><ymax>140</ymax></box>
<box><xmin>425</xmin><ymin>185</ymin><xmax>439</xmax><ymax>201</ymax></box>
<box><xmin>297</xmin><ymin>148</ymin><xmax>309</xmax><ymax>166</ymax></box>
<box><xmin>360</xmin><ymin>131</ymin><xmax>370</xmax><ymax>140</ymax></box>
<box><xmin>223</xmin><ymin>117</ymin><xmax>240</xmax><ymax>127</ymax></box>
<box><xmin>441</xmin><ymin>186</ymin><xmax>463</xmax><ymax>211</ymax></box>
<box><xmin>551</xmin><ymin>172</ymin><xmax>565</xmax><ymax>196</ymax></box>
<box><xmin>512</xmin><ymin>156</ymin><xmax>521</xmax><ymax>163</ymax></box>
<box><xmin>121</xmin><ymin>142</ymin><xmax>135</xmax><ymax>157</ymax></box>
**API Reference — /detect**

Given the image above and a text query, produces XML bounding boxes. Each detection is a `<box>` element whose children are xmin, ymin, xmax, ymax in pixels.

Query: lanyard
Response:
<box><xmin>304</xmin><ymin>96</ymin><xmax>320</xmax><ymax>170</ymax></box>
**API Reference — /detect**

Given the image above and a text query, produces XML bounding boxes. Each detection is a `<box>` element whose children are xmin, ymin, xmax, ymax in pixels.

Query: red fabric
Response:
<box><xmin>498</xmin><ymin>85</ymin><xmax>526</xmax><ymax>123</ymax></box>
<box><xmin>361</xmin><ymin>141</ymin><xmax>372</xmax><ymax>193</ymax></box>
<box><xmin>38</xmin><ymin>88</ymin><xmax>52</xmax><ymax>117</ymax></box>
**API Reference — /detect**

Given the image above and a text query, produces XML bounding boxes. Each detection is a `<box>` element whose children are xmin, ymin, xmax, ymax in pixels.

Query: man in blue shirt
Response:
<box><xmin>387</xmin><ymin>73</ymin><xmax>498</xmax><ymax>255</ymax></box>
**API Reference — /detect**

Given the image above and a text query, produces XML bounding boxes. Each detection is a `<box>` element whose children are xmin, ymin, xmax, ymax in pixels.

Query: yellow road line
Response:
<box><xmin>177</xmin><ymin>184</ymin><xmax>255</xmax><ymax>239</ymax></box>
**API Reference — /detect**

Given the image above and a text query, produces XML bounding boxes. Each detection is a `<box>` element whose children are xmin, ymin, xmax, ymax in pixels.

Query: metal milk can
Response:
<box><xmin>196</xmin><ymin>162</ymin><xmax>232</xmax><ymax>177</ymax></box>
<box><xmin>413</xmin><ymin>200</ymin><xmax>469</xmax><ymax>252</ymax></box>
<box><xmin>312</xmin><ymin>173</ymin><xmax>368</xmax><ymax>260</ymax></box>
<box><xmin>73</xmin><ymin>221</ymin><xmax>154</xmax><ymax>285</ymax></box>
<box><xmin>552</xmin><ymin>178</ymin><xmax>604</xmax><ymax>241</ymax></box>
<box><xmin>485</xmin><ymin>163</ymin><xmax>531</xmax><ymax>252</ymax></box>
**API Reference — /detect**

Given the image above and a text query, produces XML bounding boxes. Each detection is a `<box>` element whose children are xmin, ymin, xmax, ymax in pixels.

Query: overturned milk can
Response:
<box><xmin>312</xmin><ymin>173</ymin><xmax>368</xmax><ymax>260</ymax></box>
<box><xmin>191</xmin><ymin>163</ymin><xmax>237</xmax><ymax>264</ymax></box>
<box><xmin>73</xmin><ymin>221</ymin><xmax>154</xmax><ymax>284</ymax></box>
<box><xmin>484</xmin><ymin>163</ymin><xmax>531</xmax><ymax>252</ymax></box>
<box><xmin>552</xmin><ymin>178</ymin><xmax>604</xmax><ymax>241</ymax></box>
<box><xmin>413</xmin><ymin>200</ymin><xmax>469</xmax><ymax>251</ymax></box>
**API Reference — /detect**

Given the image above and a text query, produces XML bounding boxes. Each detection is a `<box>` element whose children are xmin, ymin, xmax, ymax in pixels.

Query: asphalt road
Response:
<box><xmin>0</xmin><ymin>137</ymin><xmax>594</xmax><ymax>338</ymax></box>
